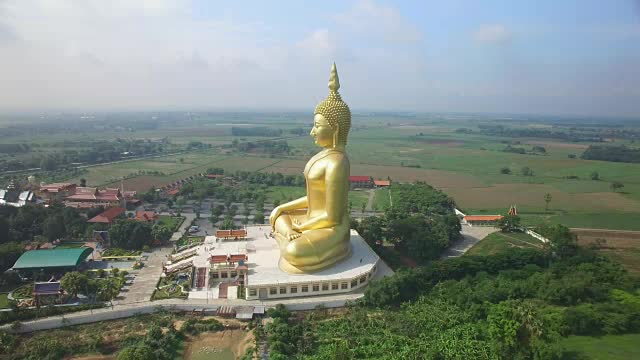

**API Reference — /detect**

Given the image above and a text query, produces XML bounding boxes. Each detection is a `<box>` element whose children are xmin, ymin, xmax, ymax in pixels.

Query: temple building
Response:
<box><xmin>37</xmin><ymin>182</ymin><xmax>77</xmax><ymax>204</ymax></box>
<box><xmin>349</xmin><ymin>175</ymin><xmax>373</xmax><ymax>189</ymax></box>
<box><xmin>64</xmin><ymin>187</ymin><xmax>137</xmax><ymax>208</ymax></box>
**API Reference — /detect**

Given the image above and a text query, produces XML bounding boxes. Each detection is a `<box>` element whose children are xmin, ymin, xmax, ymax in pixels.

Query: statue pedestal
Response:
<box><xmin>240</xmin><ymin>226</ymin><xmax>379</xmax><ymax>300</ymax></box>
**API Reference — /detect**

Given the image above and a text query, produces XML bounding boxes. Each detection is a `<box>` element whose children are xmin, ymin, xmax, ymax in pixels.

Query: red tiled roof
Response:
<box><xmin>229</xmin><ymin>254</ymin><xmax>247</xmax><ymax>262</ymax></box>
<box><xmin>349</xmin><ymin>176</ymin><xmax>371</xmax><ymax>182</ymax></box>
<box><xmin>211</xmin><ymin>255</ymin><xmax>228</xmax><ymax>264</ymax></box>
<box><xmin>40</xmin><ymin>183</ymin><xmax>75</xmax><ymax>192</ymax></box>
<box><xmin>87</xmin><ymin>207</ymin><xmax>126</xmax><ymax>224</ymax></box>
<box><xmin>134</xmin><ymin>211</ymin><xmax>157</xmax><ymax>222</ymax></box>
<box><xmin>166</xmin><ymin>189</ymin><xmax>180</xmax><ymax>195</ymax></box>
<box><xmin>374</xmin><ymin>180</ymin><xmax>391</xmax><ymax>186</ymax></box>
<box><xmin>464</xmin><ymin>215</ymin><xmax>503</xmax><ymax>221</ymax></box>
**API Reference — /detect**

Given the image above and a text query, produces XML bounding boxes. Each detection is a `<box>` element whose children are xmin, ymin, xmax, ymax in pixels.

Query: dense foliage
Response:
<box><xmin>264</xmin><ymin>246</ymin><xmax>640</xmax><ymax>359</ymax></box>
<box><xmin>354</xmin><ymin>183</ymin><xmax>460</xmax><ymax>264</ymax></box>
<box><xmin>108</xmin><ymin>220</ymin><xmax>153</xmax><ymax>250</ymax></box>
<box><xmin>581</xmin><ymin>144</ymin><xmax>640</xmax><ymax>163</ymax></box>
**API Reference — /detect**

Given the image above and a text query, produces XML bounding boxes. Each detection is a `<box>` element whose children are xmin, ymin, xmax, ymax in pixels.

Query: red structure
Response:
<box><xmin>215</xmin><ymin>229</ymin><xmax>248</xmax><ymax>240</ymax></box>
<box><xmin>87</xmin><ymin>207</ymin><xmax>126</xmax><ymax>225</ymax></box>
<box><xmin>373</xmin><ymin>179</ymin><xmax>391</xmax><ymax>187</ymax></box>
<box><xmin>38</xmin><ymin>183</ymin><xmax>77</xmax><ymax>204</ymax></box>
<box><xmin>349</xmin><ymin>176</ymin><xmax>373</xmax><ymax>188</ymax></box>
<box><xmin>65</xmin><ymin>187</ymin><xmax>136</xmax><ymax>208</ymax></box>
<box><xmin>134</xmin><ymin>211</ymin><xmax>158</xmax><ymax>222</ymax></box>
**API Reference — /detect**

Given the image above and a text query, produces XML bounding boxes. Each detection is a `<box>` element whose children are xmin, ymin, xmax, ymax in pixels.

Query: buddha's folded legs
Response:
<box><xmin>274</xmin><ymin>214</ymin><xmax>351</xmax><ymax>273</ymax></box>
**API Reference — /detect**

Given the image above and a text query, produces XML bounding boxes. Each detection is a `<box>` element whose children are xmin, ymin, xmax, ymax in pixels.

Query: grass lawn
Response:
<box><xmin>157</xmin><ymin>215</ymin><xmax>185</xmax><ymax>232</ymax></box>
<box><xmin>264</xmin><ymin>185</ymin><xmax>306</xmax><ymax>203</ymax></box>
<box><xmin>374</xmin><ymin>188</ymin><xmax>392</xmax><ymax>211</ymax></box>
<box><xmin>152</xmin><ymin>285</ymin><xmax>187</xmax><ymax>300</ymax></box>
<box><xmin>560</xmin><ymin>334</ymin><xmax>640</xmax><ymax>359</ymax></box>
<box><xmin>0</xmin><ymin>293</ymin><xmax>9</xmax><ymax>309</ymax></box>
<box><xmin>348</xmin><ymin>190</ymin><xmax>370</xmax><ymax>210</ymax></box>
<box><xmin>466</xmin><ymin>231</ymin><xmax>544</xmax><ymax>256</ymax></box>
<box><xmin>176</xmin><ymin>236</ymin><xmax>205</xmax><ymax>248</ymax></box>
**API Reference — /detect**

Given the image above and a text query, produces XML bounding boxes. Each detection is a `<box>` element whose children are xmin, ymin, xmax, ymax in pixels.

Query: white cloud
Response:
<box><xmin>334</xmin><ymin>0</ymin><xmax>422</xmax><ymax>43</ymax></box>
<box><xmin>473</xmin><ymin>24</ymin><xmax>511</xmax><ymax>44</ymax></box>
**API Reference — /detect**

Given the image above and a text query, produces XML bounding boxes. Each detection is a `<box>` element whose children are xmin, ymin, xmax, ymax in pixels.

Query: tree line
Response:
<box><xmin>581</xmin><ymin>144</ymin><xmax>640</xmax><ymax>163</ymax></box>
<box><xmin>265</xmin><ymin>229</ymin><xmax>640</xmax><ymax>359</ymax></box>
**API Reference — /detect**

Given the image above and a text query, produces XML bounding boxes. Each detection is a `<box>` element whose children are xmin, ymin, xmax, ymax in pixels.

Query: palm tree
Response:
<box><xmin>99</xmin><ymin>279</ymin><xmax>119</xmax><ymax>309</ymax></box>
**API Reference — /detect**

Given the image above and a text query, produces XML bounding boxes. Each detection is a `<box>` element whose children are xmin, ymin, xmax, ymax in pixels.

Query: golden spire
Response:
<box><xmin>328</xmin><ymin>62</ymin><xmax>340</xmax><ymax>92</ymax></box>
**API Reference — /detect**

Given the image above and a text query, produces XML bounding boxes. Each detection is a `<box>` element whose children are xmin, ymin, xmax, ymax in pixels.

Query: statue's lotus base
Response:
<box><xmin>241</xmin><ymin>226</ymin><xmax>380</xmax><ymax>300</ymax></box>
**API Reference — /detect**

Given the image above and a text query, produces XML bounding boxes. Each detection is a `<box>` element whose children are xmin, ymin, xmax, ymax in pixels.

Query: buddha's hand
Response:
<box><xmin>269</xmin><ymin>206</ymin><xmax>283</xmax><ymax>229</ymax></box>
<box><xmin>292</xmin><ymin>218</ymin><xmax>304</xmax><ymax>233</ymax></box>
<box><xmin>286</xmin><ymin>230</ymin><xmax>302</xmax><ymax>240</ymax></box>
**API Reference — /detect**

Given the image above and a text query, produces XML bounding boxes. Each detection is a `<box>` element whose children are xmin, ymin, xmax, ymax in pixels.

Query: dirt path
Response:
<box><xmin>365</xmin><ymin>189</ymin><xmax>375</xmax><ymax>212</ymax></box>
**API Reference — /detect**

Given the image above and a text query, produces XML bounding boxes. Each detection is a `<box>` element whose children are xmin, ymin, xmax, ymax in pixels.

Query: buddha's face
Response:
<box><xmin>310</xmin><ymin>114</ymin><xmax>335</xmax><ymax>148</ymax></box>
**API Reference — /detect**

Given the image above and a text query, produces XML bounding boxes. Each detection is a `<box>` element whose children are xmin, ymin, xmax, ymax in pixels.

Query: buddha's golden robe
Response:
<box><xmin>274</xmin><ymin>148</ymin><xmax>351</xmax><ymax>273</ymax></box>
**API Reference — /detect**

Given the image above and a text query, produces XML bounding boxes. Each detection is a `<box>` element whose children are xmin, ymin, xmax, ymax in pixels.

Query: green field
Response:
<box><xmin>560</xmin><ymin>334</ymin><xmax>640</xmax><ymax>359</ymax></box>
<box><xmin>466</xmin><ymin>231</ymin><xmax>544</xmax><ymax>256</ymax></box>
<box><xmin>6</xmin><ymin>113</ymin><xmax>640</xmax><ymax>230</ymax></box>
<box><xmin>0</xmin><ymin>293</ymin><xmax>9</xmax><ymax>309</ymax></box>
<box><xmin>157</xmin><ymin>216</ymin><xmax>185</xmax><ymax>232</ymax></box>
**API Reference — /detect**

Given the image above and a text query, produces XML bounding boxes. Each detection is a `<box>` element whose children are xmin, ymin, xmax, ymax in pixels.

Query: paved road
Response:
<box><xmin>118</xmin><ymin>246</ymin><xmax>172</xmax><ymax>304</ymax></box>
<box><xmin>440</xmin><ymin>225</ymin><xmax>498</xmax><ymax>258</ymax></box>
<box><xmin>118</xmin><ymin>213</ymin><xmax>194</xmax><ymax>303</ymax></box>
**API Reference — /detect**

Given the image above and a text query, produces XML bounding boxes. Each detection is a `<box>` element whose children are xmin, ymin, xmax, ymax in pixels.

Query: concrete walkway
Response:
<box><xmin>440</xmin><ymin>225</ymin><xmax>498</xmax><ymax>258</ymax></box>
<box><xmin>118</xmin><ymin>213</ymin><xmax>194</xmax><ymax>304</ymax></box>
<box><xmin>118</xmin><ymin>246</ymin><xmax>173</xmax><ymax>304</ymax></box>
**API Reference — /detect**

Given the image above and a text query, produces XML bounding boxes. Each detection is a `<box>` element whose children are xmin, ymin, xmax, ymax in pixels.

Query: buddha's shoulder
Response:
<box><xmin>323</xmin><ymin>152</ymin><xmax>349</xmax><ymax>171</ymax></box>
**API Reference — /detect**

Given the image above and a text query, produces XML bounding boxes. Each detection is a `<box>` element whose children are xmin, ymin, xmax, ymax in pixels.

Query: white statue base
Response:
<box><xmin>187</xmin><ymin>225</ymin><xmax>380</xmax><ymax>301</ymax></box>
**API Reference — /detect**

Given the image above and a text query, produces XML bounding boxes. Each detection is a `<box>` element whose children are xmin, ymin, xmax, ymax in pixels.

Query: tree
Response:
<box><xmin>0</xmin><ymin>243</ymin><xmax>23</xmax><ymax>273</ymax></box>
<box><xmin>610</xmin><ymin>181</ymin><xmax>624</xmax><ymax>192</ymax></box>
<box><xmin>544</xmin><ymin>193</ymin><xmax>552</xmax><ymax>212</ymax></box>
<box><xmin>43</xmin><ymin>215</ymin><xmax>65</xmax><ymax>242</ymax></box>
<box><xmin>220</xmin><ymin>216</ymin><xmax>235</xmax><ymax>230</ymax></box>
<box><xmin>521</xmin><ymin>166</ymin><xmax>534</xmax><ymax>176</ymax></box>
<box><xmin>358</xmin><ymin>216</ymin><xmax>384</xmax><ymax>247</ymax></box>
<box><xmin>537</xmin><ymin>223</ymin><xmax>577</xmax><ymax>258</ymax></box>
<box><xmin>79</xmin><ymin>178</ymin><xmax>87</xmax><ymax>187</ymax></box>
<box><xmin>361</xmin><ymin>202</ymin><xmax>366</xmax><ymax>215</ymax></box>
<box><xmin>254</xmin><ymin>211</ymin><xmax>265</xmax><ymax>224</ymax></box>
<box><xmin>39</xmin><ymin>157</ymin><xmax>57</xmax><ymax>171</ymax></box>
<box><xmin>109</xmin><ymin>220</ymin><xmax>153</xmax><ymax>250</ymax></box>
<box><xmin>60</xmin><ymin>272</ymin><xmax>89</xmax><ymax>298</ymax></box>
<box><xmin>0</xmin><ymin>217</ymin><xmax>10</xmax><ymax>244</ymax></box>
<box><xmin>488</xmin><ymin>300</ymin><xmax>558</xmax><ymax>359</ymax></box>
<box><xmin>151</xmin><ymin>225</ymin><xmax>172</xmax><ymax>243</ymax></box>
<box><xmin>496</xmin><ymin>214</ymin><xmax>521</xmax><ymax>232</ymax></box>
<box><xmin>590</xmin><ymin>171</ymin><xmax>600</xmax><ymax>181</ymax></box>
<box><xmin>500</xmin><ymin>167</ymin><xmax>511</xmax><ymax>175</ymax></box>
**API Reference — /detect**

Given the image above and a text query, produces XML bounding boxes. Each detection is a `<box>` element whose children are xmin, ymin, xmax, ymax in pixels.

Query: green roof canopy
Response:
<box><xmin>11</xmin><ymin>247</ymin><xmax>93</xmax><ymax>270</ymax></box>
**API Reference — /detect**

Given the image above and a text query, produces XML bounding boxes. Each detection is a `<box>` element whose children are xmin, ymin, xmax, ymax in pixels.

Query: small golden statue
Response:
<box><xmin>269</xmin><ymin>63</ymin><xmax>351</xmax><ymax>273</ymax></box>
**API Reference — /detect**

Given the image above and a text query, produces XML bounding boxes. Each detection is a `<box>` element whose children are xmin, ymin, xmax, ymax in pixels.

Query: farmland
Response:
<box><xmin>3</xmin><ymin>112</ymin><xmax>640</xmax><ymax>230</ymax></box>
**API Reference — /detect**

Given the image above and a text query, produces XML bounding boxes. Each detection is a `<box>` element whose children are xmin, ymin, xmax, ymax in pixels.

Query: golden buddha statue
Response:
<box><xmin>269</xmin><ymin>63</ymin><xmax>352</xmax><ymax>273</ymax></box>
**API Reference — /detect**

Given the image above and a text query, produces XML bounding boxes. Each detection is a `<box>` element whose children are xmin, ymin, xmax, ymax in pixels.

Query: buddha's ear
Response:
<box><xmin>332</xmin><ymin>123</ymin><xmax>340</xmax><ymax>149</ymax></box>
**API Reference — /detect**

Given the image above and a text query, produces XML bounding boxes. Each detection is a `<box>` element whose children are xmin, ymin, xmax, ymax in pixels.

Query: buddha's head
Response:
<box><xmin>312</xmin><ymin>63</ymin><xmax>351</xmax><ymax>149</ymax></box>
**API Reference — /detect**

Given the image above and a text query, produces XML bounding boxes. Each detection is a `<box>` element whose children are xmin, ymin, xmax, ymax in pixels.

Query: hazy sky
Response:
<box><xmin>0</xmin><ymin>0</ymin><xmax>639</xmax><ymax>116</ymax></box>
